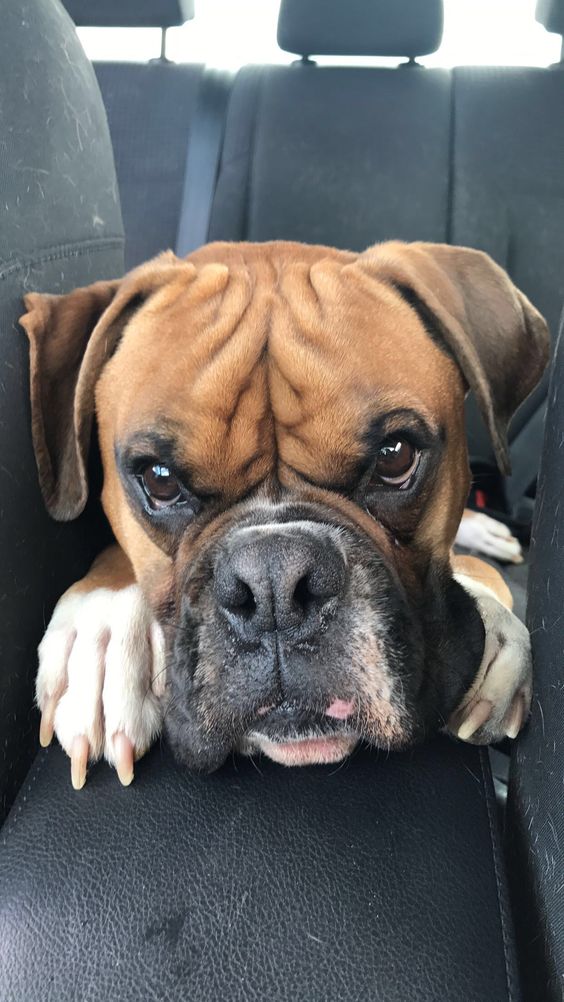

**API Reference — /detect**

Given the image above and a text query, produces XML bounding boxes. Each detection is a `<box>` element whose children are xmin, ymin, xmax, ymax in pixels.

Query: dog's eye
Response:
<box><xmin>139</xmin><ymin>463</ymin><xmax>183</xmax><ymax>508</ymax></box>
<box><xmin>373</xmin><ymin>439</ymin><xmax>419</xmax><ymax>487</ymax></box>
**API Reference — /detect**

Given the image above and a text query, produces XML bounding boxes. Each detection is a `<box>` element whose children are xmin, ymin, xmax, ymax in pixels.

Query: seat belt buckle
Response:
<box><xmin>467</xmin><ymin>459</ymin><xmax>533</xmax><ymax>545</ymax></box>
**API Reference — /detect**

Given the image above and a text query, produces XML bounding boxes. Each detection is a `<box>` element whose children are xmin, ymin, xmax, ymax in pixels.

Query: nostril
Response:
<box><xmin>227</xmin><ymin>578</ymin><xmax>257</xmax><ymax>620</ymax></box>
<box><xmin>215</xmin><ymin>532</ymin><xmax>346</xmax><ymax>637</ymax></box>
<box><xmin>291</xmin><ymin>563</ymin><xmax>342</xmax><ymax>616</ymax></box>
<box><xmin>292</xmin><ymin>574</ymin><xmax>312</xmax><ymax>613</ymax></box>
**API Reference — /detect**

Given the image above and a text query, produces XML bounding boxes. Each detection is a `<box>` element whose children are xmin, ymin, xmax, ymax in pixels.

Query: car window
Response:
<box><xmin>77</xmin><ymin>0</ymin><xmax>561</xmax><ymax>69</ymax></box>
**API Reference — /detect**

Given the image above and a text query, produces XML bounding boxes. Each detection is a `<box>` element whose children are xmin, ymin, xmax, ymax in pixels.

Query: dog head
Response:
<box><xmin>21</xmin><ymin>240</ymin><xmax>548</xmax><ymax>770</ymax></box>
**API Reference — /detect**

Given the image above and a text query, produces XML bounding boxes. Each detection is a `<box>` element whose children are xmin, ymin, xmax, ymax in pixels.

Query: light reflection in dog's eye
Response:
<box><xmin>374</xmin><ymin>438</ymin><xmax>419</xmax><ymax>486</ymax></box>
<box><xmin>137</xmin><ymin>461</ymin><xmax>193</xmax><ymax>511</ymax></box>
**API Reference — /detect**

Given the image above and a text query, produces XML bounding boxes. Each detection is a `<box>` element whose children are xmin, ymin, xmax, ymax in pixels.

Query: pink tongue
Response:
<box><xmin>325</xmin><ymin>698</ymin><xmax>355</xmax><ymax>720</ymax></box>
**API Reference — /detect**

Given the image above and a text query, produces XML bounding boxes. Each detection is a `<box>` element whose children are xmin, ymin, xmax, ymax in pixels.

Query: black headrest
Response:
<box><xmin>536</xmin><ymin>0</ymin><xmax>564</xmax><ymax>33</ymax></box>
<box><xmin>61</xmin><ymin>0</ymin><xmax>194</xmax><ymax>29</ymax></box>
<box><xmin>277</xmin><ymin>0</ymin><xmax>443</xmax><ymax>58</ymax></box>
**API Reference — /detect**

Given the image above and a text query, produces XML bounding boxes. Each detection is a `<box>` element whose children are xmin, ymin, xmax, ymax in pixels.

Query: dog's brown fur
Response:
<box><xmin>20</xmin><ymin>240</ymin><xmax>548</xmax><ymax>774</ymax></box>
<box><xmin>21</xmin><ymin>240</ymin><xmax>548</xmax><ymax>607</ymax></box>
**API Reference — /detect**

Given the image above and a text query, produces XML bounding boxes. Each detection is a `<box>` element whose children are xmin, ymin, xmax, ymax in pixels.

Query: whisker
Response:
<box><xmin>247</xmin><ymin>753</ymin><xmax>264</xmax><ymax>776</ymax></box>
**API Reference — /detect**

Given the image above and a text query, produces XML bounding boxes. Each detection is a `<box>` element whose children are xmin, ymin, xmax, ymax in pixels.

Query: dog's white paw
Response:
<box><xmin>36</xmin><ymin>585</ymin><xmax>166</xmax><ymax>788</ymax></box>
<box><xmin>455</xmin><ymin>510</ymin><xmax>523</xmax><ymax>564</ymax></box>
<box><xmin>448</xmin><ymin>576</ymin><xmax>532</xmax><ymax>744</ymax></box>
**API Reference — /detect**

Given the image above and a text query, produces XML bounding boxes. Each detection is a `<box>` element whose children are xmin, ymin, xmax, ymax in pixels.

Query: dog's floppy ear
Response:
<box><xmin>358</xmin><ymin>241</ymin><xmax>550</xmax><ymax>474</ymax></box>
<box><xmin>20</xmin><ymin>252</ymin><xmax>194</xmax><ymax>520</ymax></box>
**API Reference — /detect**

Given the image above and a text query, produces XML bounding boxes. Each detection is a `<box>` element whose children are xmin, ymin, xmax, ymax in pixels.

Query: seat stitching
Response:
<box><xmin>1</xmin><ymin>749</ymin><xmax>49</xmax><ymax>843</ymax></box>
<box><xmin>0</xmin><ymin>236</ymin><xmax>124</xmax><ymax>282</ymax></box>
<box><xmin>480</xmin><ymin>747</ymin><xmax>519</xmax><ymax>1002</ymax></box>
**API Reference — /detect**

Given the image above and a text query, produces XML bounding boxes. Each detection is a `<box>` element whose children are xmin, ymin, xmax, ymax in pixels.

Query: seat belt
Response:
<box><xmin>175</xmin><ymin>69</ymin><xmax>231</xmax><ymax>257</ymax></box>
<box><xmin>504</xmin><ymin>401</ymin><xmax>548</xmax><ymax>515</ymax></box>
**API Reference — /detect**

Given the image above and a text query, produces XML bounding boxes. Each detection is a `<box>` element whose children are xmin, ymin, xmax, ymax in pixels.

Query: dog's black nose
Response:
<box><xmin>214</xmin><ymin>525</ymin><xmax>346</xmax><ymax>640</ymax></box>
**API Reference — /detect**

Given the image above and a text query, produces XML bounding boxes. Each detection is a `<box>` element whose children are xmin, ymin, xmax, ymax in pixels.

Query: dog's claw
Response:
<box><xmin>504</xmin><ymin>692</ymin><xmax>526</xmax><ymax>739</ymax></box>
<box><xmin>450</xmin><ymin>576</ymin><xmax>533</xmax><ymax>745</ymax></box>
<box><xmin>39</xmin><ymin>696</ymin><xmax>57</xmax><ymax>747</ymax></box>
<box><xmin>36</xmin><ymin>584</ymin><xmax>165</xmax><ymax>791</ymax></box>
<box><xmin>71</xmin><ymin>735</ymin><xmax>89</xmax><ymax>790</ymax></box>
<box><xmin>113</xmin><ymin>732</ymin><xmax>134</xmax><ymax>786</ymax></box>
<box><xmin>457</xmin><ymin>699</ymin><xmax>493</xmax><ymax>740</ymax></box>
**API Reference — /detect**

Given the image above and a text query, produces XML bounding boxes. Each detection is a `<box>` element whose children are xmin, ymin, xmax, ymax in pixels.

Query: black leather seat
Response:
<box><xmin>2</xmin><ymin>741</ymin><xmax>519</xmax><ymax>1002</ymax></box>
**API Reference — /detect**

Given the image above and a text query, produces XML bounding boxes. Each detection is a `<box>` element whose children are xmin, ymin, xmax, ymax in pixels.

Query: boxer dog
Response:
<box><xmin>20</xmin><ymin>240</ymin><xmax>548</xmax><ymax>788</ymax></box>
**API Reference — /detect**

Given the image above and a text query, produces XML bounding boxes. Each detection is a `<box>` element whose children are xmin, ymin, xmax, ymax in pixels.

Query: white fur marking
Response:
<box><xmin>455</xmin><ymin>511</ymin><xmax>523</xmax><ymax>564</ymax></box>
<box><xmin>36</xmin><ymin>585</ymin><xmax>165</xmax><ymax>767</ymax></box>
<box><xmin>451</xmin><ymin>573</ymin><xmax>532</xmax><ymax>743</ymax></box>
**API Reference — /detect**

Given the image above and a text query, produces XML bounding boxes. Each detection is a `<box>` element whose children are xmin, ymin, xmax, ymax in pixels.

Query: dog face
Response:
<box><xmin>21</xmin><ymin>240</ymin><xmax>549</xmax><ymax>770</ymax></box>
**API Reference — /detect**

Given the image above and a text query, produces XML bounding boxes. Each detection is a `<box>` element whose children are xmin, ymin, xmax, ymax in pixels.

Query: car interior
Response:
<box><xmin>1</xmin><ymin>1</ymin><xmax>563</xmax><ymax>999</ymax></box>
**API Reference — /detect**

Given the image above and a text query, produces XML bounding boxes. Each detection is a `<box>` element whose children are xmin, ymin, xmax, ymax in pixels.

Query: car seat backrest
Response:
<box><xmin>0</xmin><ymin>0</ymin><xmax>125</xmax><ymax>820</ymax></box>
<box><xmin>66</xmin><ymin>0</ymin><xmax>564</xmax><ymax>473</ymax></box>
<box><xmin>209</xmin><ymin>0</ymin><xmax>450</xmax><ymax>251</ymax></box>
<box><xmin>62</xmin><ymin>0</ymin><xmax>204</xmax><ymax>271</ymax></box>
<box><xmin>451</xmin><ymin>65</ymin><xmax>564</xmax><ymax>451</ymax></box>
<box><xmin>94</xmin><ymin>62</ymin><xmax>206</xmax><ymax>270</ymax></box>
<box><xmin>208</xmin><ymin>0</ymin><xmax>563</xmax><ymax>471</ymax></box>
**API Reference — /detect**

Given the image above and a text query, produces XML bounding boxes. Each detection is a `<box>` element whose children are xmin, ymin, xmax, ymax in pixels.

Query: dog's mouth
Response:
<box><xmin>242</xmin><ymin>699</ymin><xmax>360</xmax><ymax>766</ymax></box>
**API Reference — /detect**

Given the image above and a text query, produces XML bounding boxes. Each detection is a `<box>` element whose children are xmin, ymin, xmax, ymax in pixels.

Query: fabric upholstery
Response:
<box><xmin>0</xmin><ymin>0</ymin><xmax>124</xmax><ymax>822</ymax></box>
<box><xmin>209</xmin><ymin>65</ymin><xmax>451</xmax><ymax>247</ymax></box>
<box><xmin>451</xmin><ymin>66</ymin><xmax>564</xmax><ymax>457</ymax></box>
<box><xmin>94</xmin><ymin>63</ymin><xmax>204</xmax><ymax>269</ymax></box>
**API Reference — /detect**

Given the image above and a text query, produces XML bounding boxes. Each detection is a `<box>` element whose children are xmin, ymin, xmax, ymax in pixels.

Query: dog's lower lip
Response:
<box><xmin>251</xmin><ymin>733</ymin><xmax>358</xmax><ymax>766</ymax></box>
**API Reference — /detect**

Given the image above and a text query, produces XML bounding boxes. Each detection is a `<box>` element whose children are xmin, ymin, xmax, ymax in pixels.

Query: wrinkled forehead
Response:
<box><xmin>103</xmin><ymin>242</ymin><xmax>464</xmax><ymax>494</ymax></box>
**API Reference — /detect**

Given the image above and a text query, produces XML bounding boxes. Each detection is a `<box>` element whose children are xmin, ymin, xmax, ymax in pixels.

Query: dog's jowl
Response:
<box><xmin>21</xmin><ymin>240</ymin><xmax>547</xmax><ymax>784</ymax></box>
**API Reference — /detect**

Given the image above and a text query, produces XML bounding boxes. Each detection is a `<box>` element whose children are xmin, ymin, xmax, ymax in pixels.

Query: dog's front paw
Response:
<box><xmin>448</xmin><ymin>578</ymin><xmax>532</xmax><ymax>745</ymax></box>
<box><xmin>37</xmin><ymin>585</ymin><xmax>166</xmax><ymax>788</ymax></box>
<box><xmin>455</xmin><ymin>510</ymin><xmax>523</xmax><ymax>564</ymax></box>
